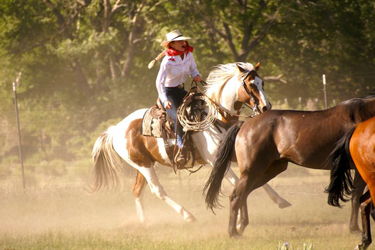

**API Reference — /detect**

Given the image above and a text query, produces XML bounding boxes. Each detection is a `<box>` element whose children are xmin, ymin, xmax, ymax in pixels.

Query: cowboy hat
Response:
<box><xmin>160</xmin><ymin>29</ymin><xmax>191</xmax><ymax>46</ymax></box>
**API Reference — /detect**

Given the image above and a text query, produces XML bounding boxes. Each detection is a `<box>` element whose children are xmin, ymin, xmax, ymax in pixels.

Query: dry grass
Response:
<box><xmin>0</xmin><ymin>164</ymin><xmax>369</xmax><ymax>249</ymax></box>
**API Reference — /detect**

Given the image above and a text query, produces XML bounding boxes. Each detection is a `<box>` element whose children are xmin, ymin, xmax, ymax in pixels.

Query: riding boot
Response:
<box><xmin>175</xmin><ymin>145</ymin><xmax>189</xmax><ymax>166</ymax></box>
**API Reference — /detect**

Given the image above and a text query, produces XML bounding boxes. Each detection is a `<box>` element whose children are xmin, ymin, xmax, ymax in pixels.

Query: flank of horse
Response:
<box><xmin>204</xmin><ymin>96</ymin><xmax>375</xmax><ymax>237</ymax></box>
<box><xmin>327</xmin><ymin>116</ymin><xmax>375</xmax><ymax>250</ymax></box>
<box><xmin>90</xmin><ymin>62</ymin><xmax>290</xmax><ymax>224</ymax></box>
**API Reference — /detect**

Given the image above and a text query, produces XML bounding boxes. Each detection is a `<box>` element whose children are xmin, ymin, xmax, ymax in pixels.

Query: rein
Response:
<box><xmin>197</xmin><ymin>80</ymin><xmax>256</xmax><ymax>121</ymax></box>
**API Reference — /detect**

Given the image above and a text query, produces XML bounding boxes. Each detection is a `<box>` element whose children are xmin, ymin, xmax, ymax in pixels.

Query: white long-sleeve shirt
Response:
<box><xmin>156</xmin><ymin>52</ymin><xmax>200</xmax><ymax>104</ymax></box>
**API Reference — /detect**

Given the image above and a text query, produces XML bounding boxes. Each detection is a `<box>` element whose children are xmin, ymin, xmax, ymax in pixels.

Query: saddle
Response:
<box><xmin>141</xmin><ymin>98</ymin><xmax>175</xmax><ymax>139</ymax></box>
<box><xmin>141</xmin><ymin>90</ymin><xmax>206</xmax><ymax>171</ymax></box>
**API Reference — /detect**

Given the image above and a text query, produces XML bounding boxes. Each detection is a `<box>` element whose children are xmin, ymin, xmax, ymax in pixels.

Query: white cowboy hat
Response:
<box><xmin>160</xmin><ymin>29</ymin><xmax>191</xmax><ymax>46</ymax></box>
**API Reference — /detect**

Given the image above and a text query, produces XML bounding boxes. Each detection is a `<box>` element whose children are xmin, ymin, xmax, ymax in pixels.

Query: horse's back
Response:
<box><xmin>237</xmin><ymin>109</ymin><xmax>349</xmax><ymax>168</ymax></box>
<box><xmin>117</xmin><ymin>108</ymin><xmax>148</xmax><ymax>127</ymax></box>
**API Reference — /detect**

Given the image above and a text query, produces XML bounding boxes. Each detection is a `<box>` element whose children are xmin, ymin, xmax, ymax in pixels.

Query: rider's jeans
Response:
<box><xmin>164</xmin><ymin>86</ymin><xmax>187</xmax><ymax>148</ymax></box>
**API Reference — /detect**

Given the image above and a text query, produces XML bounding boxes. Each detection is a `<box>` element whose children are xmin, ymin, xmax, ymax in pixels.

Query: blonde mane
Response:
<box><xmin>204</xmin><ymin>62</ymin><xmax>254</xmax><ymax>102</ymax></box>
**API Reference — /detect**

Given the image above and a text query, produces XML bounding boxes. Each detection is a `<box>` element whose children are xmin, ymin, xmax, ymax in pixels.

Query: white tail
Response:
<box><xmin>91</xmin><ymin>126</ymin><xmax>124</xmax><ymax>192</ymax></box>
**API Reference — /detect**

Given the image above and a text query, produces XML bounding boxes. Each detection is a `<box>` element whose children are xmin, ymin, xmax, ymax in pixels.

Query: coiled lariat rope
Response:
<box><xmin>177</xmin><ymin>91</ymin><xmax>219</xmax><ymax>132</ymax></box>
<box><xmin>177</xmin><ymin>80</ymin><xmax>256</xmax><ymax>132</ymax></box>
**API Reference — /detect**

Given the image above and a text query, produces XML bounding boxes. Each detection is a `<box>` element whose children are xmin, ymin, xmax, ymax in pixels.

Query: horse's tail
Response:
<box><xmin>325</xmin><ymin>127</ymin><xmax>356</xmax><ymax>207</ymax></box>
<box><xmin>204</xmin><ymin>121</ymin><xmax>244</xmax><ymax>211</ymax></box>
<box><xmin>90</xmin><ymin>126</ymin><xmax>124</xmax><ymax>193</ymax></box>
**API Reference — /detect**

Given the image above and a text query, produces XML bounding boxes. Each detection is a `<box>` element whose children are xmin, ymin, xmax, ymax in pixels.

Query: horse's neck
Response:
<box><xmin>216</xmin><ymin>79</ymin><xmax>240</xmax><ymax>114</ymax></box>
<box><xmin>191</xmin><ymin>77</ymin><xmax>241</xmax><ymax>163</ymax></box>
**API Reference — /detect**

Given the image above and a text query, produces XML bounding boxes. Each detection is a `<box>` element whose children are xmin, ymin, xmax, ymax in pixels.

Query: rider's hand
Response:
<box><xmin>164</xmin><ymin>101</ymin><xmax>172</xmax><ymax>109</ymax></box>
<box><xmin>193</xmin><ymin>75</ymin><xmax>202</xmax><ymax>82</ymax></box>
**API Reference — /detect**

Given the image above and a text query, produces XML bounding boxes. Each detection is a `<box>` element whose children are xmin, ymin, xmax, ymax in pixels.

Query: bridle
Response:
<box><xmin>187</xmin><ymin>72</ymin><xmax>263</xmax><ymax>127</ymax></box>
<box><xmin>241</xmin><ymin>71</ymin><xmax>262</xmax><ymax>114</ymax></box>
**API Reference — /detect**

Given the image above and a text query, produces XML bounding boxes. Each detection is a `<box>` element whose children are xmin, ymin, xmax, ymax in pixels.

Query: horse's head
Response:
<box><xmin>237</xmin><ymin>62</ymin><xmax>272</xmax><ymax>114</ymax></box>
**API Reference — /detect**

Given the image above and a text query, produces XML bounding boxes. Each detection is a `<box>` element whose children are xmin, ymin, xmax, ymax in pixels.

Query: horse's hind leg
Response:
<box><xmin>225</xmin><ymin>168</ymin><xmax>291</xmax><ymax>209</ymax></box>
<box><xmin>137</xmin><ymin>165</ymin><xmax>196</xmax><ymax>222</ymax></box>
<box><xmin>356</xmin><ymin>192</ymin><xmax>372</xmax><ymax>250</ymax></box>
<box><xmin>237</xmin><ymin>201</ymin><xmax>248</xmax><ymax>235</ymax></box>
<box><xmin>351</xmin><ymin>171</ymin><xmax>366</xmax><ymax>234</ymax></box>
<box><xmin>133</xmin><ymin>171</ymin><xmax>147</xmax><ymax>223</ymax></box>
<box><xmin>236</xmin><ymin>160</ymin><xmax>288</xmax><ymax>235</ymax></box>
<box><xmin>228</xmin><ymin>182</ymin><xmax>245</xmax><ymax>237</ymax></box>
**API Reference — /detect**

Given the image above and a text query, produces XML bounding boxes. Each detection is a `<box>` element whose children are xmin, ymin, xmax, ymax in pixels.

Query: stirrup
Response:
<box><xmin>175</xmin><ymin>147</ymin><xmax>188</xmax><ymax>166</ymax></box>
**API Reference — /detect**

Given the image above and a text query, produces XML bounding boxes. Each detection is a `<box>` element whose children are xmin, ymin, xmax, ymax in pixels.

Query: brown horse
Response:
<box><xmin>204</xmin><ymin>95</ymin><xmax>375</xmax><ymax>237</ymax></box>
<box><xmin>327</xmin><ymin>116</ymin><xmax>375</xmax><ymax>250</ymax></box>
<box><xmin>91</xmin><ymin>62</ymin><xmax>292</xmax><ymax>225</ymax></box>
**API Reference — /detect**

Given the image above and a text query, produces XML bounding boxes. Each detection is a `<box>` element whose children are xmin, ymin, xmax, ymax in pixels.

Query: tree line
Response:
<box><xmin>0</xmin><ymin>0</ymin><xmax>374</xmax><ymax>163</ymax></box>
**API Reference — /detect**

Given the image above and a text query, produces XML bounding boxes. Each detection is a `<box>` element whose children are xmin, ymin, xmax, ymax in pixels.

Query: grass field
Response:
<box><xmin>0</xmin><ymin>164</ymin><xmax>370</xmax><ymax>249</ymax></box>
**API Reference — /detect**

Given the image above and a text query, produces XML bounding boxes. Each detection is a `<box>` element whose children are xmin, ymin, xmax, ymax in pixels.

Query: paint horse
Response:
<box><xmin>91</xmin><ymin>62</ymin><xmax>290</xmax><ymax>224</ymax></box>
<box><xmin>204</xmin><ymin>95</ymin><xmax>375</xmax><ymax>237</ymax></box>
<box><xmin>327</xmin><ymin>116</ymin><xmax>375</xmax><ymax>250</ymax></box>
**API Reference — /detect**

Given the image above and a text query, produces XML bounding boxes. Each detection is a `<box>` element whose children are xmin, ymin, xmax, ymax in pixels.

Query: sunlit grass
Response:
<box><xmin>0</xmin><ymin>164</ymin><xmax>369</xmax><ymax>249</ymax></box>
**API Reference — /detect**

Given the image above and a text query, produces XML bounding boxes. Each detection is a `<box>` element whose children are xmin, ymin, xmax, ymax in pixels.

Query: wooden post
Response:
<box><xmin>322</xmin><ymin>74</ymin><xmax>328</xmax><ymax>109</ymax></box>
<box><xmin>13</xmin><ymin>71</ymin><xmax>25</xmax><ymax>190</ymax></box>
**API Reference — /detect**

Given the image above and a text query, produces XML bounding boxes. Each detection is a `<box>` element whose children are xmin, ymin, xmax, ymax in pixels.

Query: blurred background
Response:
<box><xmin>0</xmin><ymin>0</ymin><xmax>374</xmax><ymax>188</ymax></box>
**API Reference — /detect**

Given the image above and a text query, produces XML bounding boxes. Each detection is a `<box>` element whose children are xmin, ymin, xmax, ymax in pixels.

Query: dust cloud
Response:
<box><xmin>1</xmin><ymin>164</ymin><xmax>356</xmax><ymax>248</ymax></box>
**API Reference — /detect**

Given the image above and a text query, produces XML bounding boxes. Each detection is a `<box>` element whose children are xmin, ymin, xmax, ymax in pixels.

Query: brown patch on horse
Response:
<box><xmin>125</xmin><ymin>119</ymin><xmax>170</xmax><ymax>167</ymax></box>
<box><xmin>133</xmin><ymin>171</ymin><xmax>147</xmax><ymax>198</ymax></box>
<box><xmin>237</xmin><ymin>82</ymin><xmax>251</xmax><ymax>104</ymax></box>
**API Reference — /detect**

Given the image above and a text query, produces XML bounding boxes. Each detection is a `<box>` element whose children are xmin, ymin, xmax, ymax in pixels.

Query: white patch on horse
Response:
<box><xmin>156</xmin><ymin>138</ymin><xmax>173</xmax><ymax>165</ymax></box>
<box><xmin>113</xmin><ymin>109</ymin><xmax>147</xmax><ymax>166</ymax></box>
<box><xmin>254</xmin><ymin>76</ymin><xmax>270</xmax><ymax>109</ymax></box>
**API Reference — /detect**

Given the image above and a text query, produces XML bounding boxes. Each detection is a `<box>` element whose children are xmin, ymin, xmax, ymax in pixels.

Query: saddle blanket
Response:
<box><xmin>141</xmin><ymin>105</ymin><xmax>173</xmax><ymax>138</ymax></box>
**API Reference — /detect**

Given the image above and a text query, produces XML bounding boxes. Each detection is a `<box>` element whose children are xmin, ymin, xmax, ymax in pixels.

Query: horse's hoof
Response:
<box><xmin>350</xmin><ymin>227</ymin><xmax>362</xmax><ymax>234</ymax></box>
<box><xmin>236</xmin><ymin>225</ymin><xmax>245</xmax><ymax>235</ymax></box>
<box><xmin>229</xmin><ymin>231</ymin><xmax>242</xmax><ymax>239</ymax></box>
<box><xmin>278</xmin><ymin>199</ymin><xmax>292</xmax><ymax>209</ymax></box>
<box><xmin>183</xmin><ymin>213</ymin><xmax>196</xmax><ymax>223</ymax></box>
<box><xmin>354</xmin><ymin>244</ymin><xmax>367</xmax><ymax>250</ymax></box>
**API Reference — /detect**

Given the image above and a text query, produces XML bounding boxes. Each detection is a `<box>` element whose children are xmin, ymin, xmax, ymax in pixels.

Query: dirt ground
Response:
<box><xmin>0</xmin><ymin>164</ymin><xmax>369</xmax><ymax>249</ymax></box>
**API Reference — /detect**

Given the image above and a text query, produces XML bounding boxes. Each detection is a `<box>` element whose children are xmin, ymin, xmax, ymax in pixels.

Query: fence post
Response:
<box><xmin>13</xmin><ymin>71</ymin><xmax>25</xmax><ymax>190</ymax></box>
<box><xmin>322</xmin><ymin>74</ymin><xmax>328</xmax><ymax>109</ymax></box>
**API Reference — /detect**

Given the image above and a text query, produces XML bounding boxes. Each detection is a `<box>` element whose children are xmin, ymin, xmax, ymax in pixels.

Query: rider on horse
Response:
<box><xmin>149</xmin><ymin>29</ymin><xmax>202</xmax><ymax>166</ymax></box>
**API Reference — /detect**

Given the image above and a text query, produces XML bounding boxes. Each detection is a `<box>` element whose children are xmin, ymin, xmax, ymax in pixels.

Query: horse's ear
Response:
<box><xmin>255</xmin><ymin>62</ymin><xmax>260</xmax><ymax>71</ymax></box>
<box><xmin>236</xmin><ymin>63</ymin><xmax>246</xmax><ymax>73</ymax></box>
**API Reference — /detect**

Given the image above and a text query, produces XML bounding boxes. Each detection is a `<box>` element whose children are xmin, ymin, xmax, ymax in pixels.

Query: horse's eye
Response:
<box><xmin>250</xmin><ymin>83</ymin><xmax>257</xmax><ymax>90</ymax></box>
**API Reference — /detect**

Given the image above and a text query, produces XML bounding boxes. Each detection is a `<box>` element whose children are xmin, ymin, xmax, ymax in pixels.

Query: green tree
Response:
<box><xmin>0</xmin><ymin>0</ymin><xmax>374</xmax><ymax>163</ymax></box>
